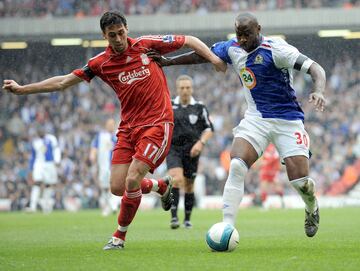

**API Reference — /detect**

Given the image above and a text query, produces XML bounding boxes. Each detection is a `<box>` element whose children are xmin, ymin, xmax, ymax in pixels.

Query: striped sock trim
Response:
<box><xmin>125</xmin><ymin>189</ymin><xmax>142</xmax><ymax>199</ymax></box>
<box><xmin>118</xmin><ymin>225</ymin><xmax>128</xmax><ymax>232</ymax></box>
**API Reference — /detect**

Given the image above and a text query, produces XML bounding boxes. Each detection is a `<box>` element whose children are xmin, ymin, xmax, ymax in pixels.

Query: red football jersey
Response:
<box><xmin>73</xmin><ymin>35</ymin><xmax>185</xmax><ymax>128</ymax></box>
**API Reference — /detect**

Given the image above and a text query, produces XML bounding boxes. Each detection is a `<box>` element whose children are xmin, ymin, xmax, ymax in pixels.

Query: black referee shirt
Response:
<box><xmin>171</xmin><ymin>96</ymin><xmax>214</xmax><ymax>146</ymax></box>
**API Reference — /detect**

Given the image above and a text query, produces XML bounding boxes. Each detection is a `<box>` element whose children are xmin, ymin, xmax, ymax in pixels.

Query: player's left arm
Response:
<box><xmin>307</xmin><ymin>61</ymin><xmax>326</xmax><ymax>112</ymax></box>
<box><xmin>272</xmin><ymin>38</ymin><xmax>327</xmax><ymax>112</ymax></box>
<box><xmin>293</xmin><ymin>54</ymin><xmax>326</xmax><ymax>111</ymax></box>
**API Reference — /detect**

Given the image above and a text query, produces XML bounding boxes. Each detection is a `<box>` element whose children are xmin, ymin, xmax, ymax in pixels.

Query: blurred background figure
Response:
<box><xmin>89</xmin><ymin>118</ymin><xmax>119</xmax><ymax>216</ymax></box>
<box><xmin>259</xmin><ymin>144</ymin><xmax>284</xmax><ymax>208</ymax></box>
<box><xmin>166</xmin><ymin>75</ymin><xmax>214</xmax><ymax>229</ymax></box>
<box><xmin>27</xmin><ymin>126</ymin><xmax>61</xmax><ymax>213</ymax></box>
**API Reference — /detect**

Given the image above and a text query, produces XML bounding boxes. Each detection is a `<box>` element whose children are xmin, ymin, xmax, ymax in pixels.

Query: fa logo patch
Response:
<box><xmin>162</xmin><ymin>35</ymin><xmax>175</xmax><ymax>43</ymax></box>
<box><xmin>254</xmin><ymin>54</ymin><xmax>263</xmax><ymax>64</ymax></box>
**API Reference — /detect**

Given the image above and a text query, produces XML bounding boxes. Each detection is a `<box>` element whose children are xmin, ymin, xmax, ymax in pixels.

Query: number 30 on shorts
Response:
<box><xmin>294</xmin><ymin>132</ymin><xmax>309</xmax><ymax>147</ymax></box>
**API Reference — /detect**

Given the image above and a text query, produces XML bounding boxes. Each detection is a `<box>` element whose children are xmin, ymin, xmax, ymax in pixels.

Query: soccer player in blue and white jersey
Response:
<box><xmin>149</xmin><ymin>13</ymin><xmax>326</xmax><ymax>238</ymax></box>
<box><xmin>89</xmin><ymin>118</ymin><xmax>119</xmax><ymax>216</ymax></box>
<box><xmin>28</xmin><ymin>127</ymin><xmax>61</xmax><ymax>213</ymax></box>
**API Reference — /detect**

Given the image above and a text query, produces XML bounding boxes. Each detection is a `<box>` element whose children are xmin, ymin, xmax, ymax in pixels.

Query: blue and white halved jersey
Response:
<box><xmin>30</xmin><ymin>134</ymin><xmax>61</xmax><ymax>170</ymax></box>
<box><xmin>211</xmin><ymin>36</ymin><xmax>314</xmax><ymax>121</ymax></box>
<box><xmin>91</xmin><ymin>131</ymin><xmax>117</xmax><ymax>170</ymax></box>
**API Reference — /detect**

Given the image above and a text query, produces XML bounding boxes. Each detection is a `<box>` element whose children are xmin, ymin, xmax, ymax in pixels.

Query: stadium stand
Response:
<box><xmin>0</xmin><ymin>0</ymin><xmax>359</xmax><ymax>17</ymax></box>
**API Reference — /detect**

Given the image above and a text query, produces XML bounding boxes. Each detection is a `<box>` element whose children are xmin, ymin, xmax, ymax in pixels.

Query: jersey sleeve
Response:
<box><xmin>201</xmin><ymin>104</ymin><xmax>214</xmax><ymax>132</ymax></box>
<box><xmin>271</xmin><ymin>38</ymin><xmax>301</xmax><ymax>69</ymax></box>
<box><xmin>211</xmin><ymin>40</ymin><xmax>233</xmax><ymax>64</ymax></box>
<box><xmin>140</xmin><ymin>35</ymin><xmax>185</xmax><ymax>55</ymax></box>
<box><xmin>72</xmin><ymin>64</ymin><xmax>96</xmax><ymax>83</ymax></box>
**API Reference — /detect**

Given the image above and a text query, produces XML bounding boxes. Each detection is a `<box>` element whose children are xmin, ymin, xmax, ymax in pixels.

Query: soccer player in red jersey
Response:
<box><xmin>259</xmin><ymin>144</ymin><xmax>284</xmax><ymax>208</ymax></box>
<box><xmin>3</xmin><ymin>11</ymin><xmax>226</xmax><ymax>250</ymax></box>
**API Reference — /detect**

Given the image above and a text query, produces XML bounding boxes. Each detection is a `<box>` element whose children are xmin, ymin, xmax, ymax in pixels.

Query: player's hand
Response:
<box><xmin>212</xmin><ymin>58</ymin><xmax>227</xmax><ymax>73</ymax></box>
<box><xmin>2</xmin><ymin>79</ymin><xmax>23</xmax><ymax>95</ymax></box>
<box><xmin>309</xmin><ymin>91</ymin><xmax>326</xmax><ymax>112</ymax></box>
<box><xmin>190</xmin><ymin>141</ymin><xmax>203</xmax><ymax>157</ymax></box>
<box><xmin>146</xmin><ymin>50</ymin><xmax>170</xmax><ymax>67</ymax></box>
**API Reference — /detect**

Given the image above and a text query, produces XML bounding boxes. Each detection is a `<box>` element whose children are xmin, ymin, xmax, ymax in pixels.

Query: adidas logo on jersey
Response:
<box><xmin>118</xmin><ymin>66</ymin><xmax>151</xmax><ymax>85</ymax></box>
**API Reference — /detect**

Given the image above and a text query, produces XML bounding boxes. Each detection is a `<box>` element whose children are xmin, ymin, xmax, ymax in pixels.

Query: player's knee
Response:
<box><xmin>229</xmin><ymin>158</ymin><xmax>248</xmax><ymax>179</ymax></box>
<box><xmin>110</xmin><ymin>183</ymin><xmax>124</xmax><ymax>196</ymax></box>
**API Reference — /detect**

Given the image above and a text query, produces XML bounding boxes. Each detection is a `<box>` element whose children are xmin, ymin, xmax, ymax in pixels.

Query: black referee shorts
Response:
<box><xmin>166</xmin><ymin>144</ymin><xmax>200</xmax><ymax>180</ymax></box>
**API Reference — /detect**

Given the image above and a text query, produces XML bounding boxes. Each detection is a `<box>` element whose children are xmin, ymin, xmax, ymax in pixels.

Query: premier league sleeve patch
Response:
<box><xmin>162</xmin><ymin>35</ymin><xmax>175</xmax><ymax>43</ymax></box>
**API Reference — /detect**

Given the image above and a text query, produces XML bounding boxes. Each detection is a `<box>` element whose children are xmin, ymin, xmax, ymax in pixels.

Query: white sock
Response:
<box><xmin>222</xmin><ymin>158</ymin><xmax>248</xmax><ymax>226</ymax></box>
<box><xmin>42</xmin><ymin>187</ymin><xmax>54</xmax><ymax>213</ymax></box>
<box><xmin>110</xmin><ymin>193</ymin><xmax>120</xmax><ymax>212</ymax></box>
<box><xmin>150</xmin><ymin>179</ymin><xmax>159</xmax><ymax>192</ymax></box>
<box><xmin>30</xmin><ymin>185</ymin><xmax>41</xmax><ymax>211</ymax></box>
<box><xmin>290</xmin><ymin>177</ymin><xmax>317</xmax><ymax>213</ymax></box>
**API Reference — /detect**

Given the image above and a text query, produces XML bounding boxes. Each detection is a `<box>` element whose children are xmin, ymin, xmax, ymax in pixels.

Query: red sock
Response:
<box><xmin>140</xmin><ymin>178</ymin><xmax>167</xmax><ymax>195</ymax></box>
<box><xmin>261</xmin><ymin>192</ymin><xmax>267</xmax><ymax>203</ymax></box>
<box><xmin>113</xmin><ymin>189</ymin><xmax>142</xmax><ymax>241</ymax></box>
<box><xmin>141</xmin><ymin>178</ymin><xmax>154</xmax><ymax>194</ymax></box>
<box><xmin>156</xmin><ymin>179</ymin><xmax>168</xmax><ymax>195</ymax></box>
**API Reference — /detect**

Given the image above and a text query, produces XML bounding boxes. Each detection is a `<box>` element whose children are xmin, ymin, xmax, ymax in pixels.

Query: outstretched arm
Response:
<box><xmin>307</xmin><ymin>62</ymin><xmax>326</xmax><ymax>111</ymax></box>
<box><xmin>2</xmin><ymin>73</ymin><xmax>83</xmax><ymax>95</ymax></box>
<box><xmin>147</xmin><ymin>50</ymin><xmax>208</xmax><ymax>66</ymax></box>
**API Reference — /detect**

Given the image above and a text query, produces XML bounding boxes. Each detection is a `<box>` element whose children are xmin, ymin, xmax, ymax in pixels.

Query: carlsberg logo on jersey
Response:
<box><xmin>119</xmin><ymin>66</ymin><xmax>151</xmax><ymax>85</ymax></box>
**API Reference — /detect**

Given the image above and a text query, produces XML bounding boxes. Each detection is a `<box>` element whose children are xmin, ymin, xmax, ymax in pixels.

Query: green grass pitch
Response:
<box><xmin>1</xmin><ymin>207</ymin><xmax>359</xmax><ymax>271</ymax></box>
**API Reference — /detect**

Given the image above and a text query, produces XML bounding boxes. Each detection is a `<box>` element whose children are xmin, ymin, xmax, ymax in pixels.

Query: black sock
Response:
<box><xmin>171</xmin><ymin>188</ymin><xmax>180</xmax><ymax>219</ymax></box>
<box><xmin>184</xmin><ymin>192</ymin><xmax>194</xmax><ymax>221</ymax></box>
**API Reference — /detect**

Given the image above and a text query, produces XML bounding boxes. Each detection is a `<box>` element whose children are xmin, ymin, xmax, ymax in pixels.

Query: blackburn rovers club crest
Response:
<box><xmin>189</xmin><ymin>114</ymin><xmax>198</xmax><ymax>124</ymax></box>
<box><xmin>254</xmin><ymin>54</ymin><xmax>263</xmax><ymax>64</ymax></box>
<box><xmin>140</xmin><ymin>53</ymin><xmax>150</xmax><ymax>65</ymax></box>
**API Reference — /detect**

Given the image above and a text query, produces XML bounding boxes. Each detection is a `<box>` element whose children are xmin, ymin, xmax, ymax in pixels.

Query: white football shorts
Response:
<box><xmin>98</xmin><ymin>167</ymin><xmax>111</xmax><ymax>189</ymax></box>
<box><xmin>233</xmin><ymin>116</ymin><xmax>310</xmax><ymax>161</ymax></box>
<box><xmin>32</xmin><ymin>162</ymin><xmax>58</xmax><ymax>185</ymax></box>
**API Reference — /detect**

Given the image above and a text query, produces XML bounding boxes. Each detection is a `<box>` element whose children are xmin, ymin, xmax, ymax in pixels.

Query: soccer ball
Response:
<box><xmin>206</xmin><ymin>222</ymin><xmax>239</xmax><ymax>252</ymax></box>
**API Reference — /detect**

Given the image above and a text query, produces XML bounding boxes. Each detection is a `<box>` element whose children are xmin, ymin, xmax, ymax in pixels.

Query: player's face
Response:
<box><xmin>235</xmin><ymin>21</ymin><xmax>261</xmax><ymax>52</ymax></box>
<box><xmin>105</xmin><ymin>119</ymin><xmax>116</xmax><ymax>133</ymax></box>
<box><xmin>103</xmin><ymin>24</ymin><xmax>129</xmax><ymax>54</ymax></box>
<box><xmin>177</xmin><ymin>80</ymin><xmax>193</xmax><ymax>105</ymax></box>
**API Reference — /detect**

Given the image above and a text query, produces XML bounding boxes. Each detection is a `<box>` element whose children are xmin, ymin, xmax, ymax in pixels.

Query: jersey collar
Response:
<box><xmin>174</xmin><ymin>96</ymin><xmax>196</xmax><ymax>105</ymax></box>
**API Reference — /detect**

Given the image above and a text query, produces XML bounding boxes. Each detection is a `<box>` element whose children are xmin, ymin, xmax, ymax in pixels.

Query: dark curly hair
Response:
<box><xmin>100</xmin><ymin>11</ymin><xmax>127</xmax><ymax>32</ymax></box>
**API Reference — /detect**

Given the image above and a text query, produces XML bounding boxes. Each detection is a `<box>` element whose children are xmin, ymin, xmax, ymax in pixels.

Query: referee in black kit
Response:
<box><xmin>167</xmin><ymin>75</ymin><xmax>214</xmax><ymax>229</ymax></box>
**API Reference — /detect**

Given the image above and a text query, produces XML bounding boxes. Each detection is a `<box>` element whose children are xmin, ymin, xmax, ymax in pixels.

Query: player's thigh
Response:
<box><xmin>271</xmin><ymin>119</ymin><xmax>310</xmax><ymax>162</ymax></box>
<box><xmin>168</xmin><ymin>167</ymin><xmax>184</xmax><ymax>188</ymax></box>
<box><xmin>284</xmin><ymin>155</ymin><xmax>309</xmax><ymax>180</ymax></box>
<box><xmin>110</xmin><ymin>163</ymin><xmax>130</xmax><ymax>196</ymax></box>
<box><xmin>271</xmin><ymin>119</ymin><xmax>310</xmax><ymax>180</ymax></box>
<box><xmin>232</xmin><ymin>117</ymin><xmax>269</xmax><ymax>167</ymax></box>
<box><xmin>134</xmin><ymin>122</ymin><xmax>173</xmax><ymax>173</ymax></box>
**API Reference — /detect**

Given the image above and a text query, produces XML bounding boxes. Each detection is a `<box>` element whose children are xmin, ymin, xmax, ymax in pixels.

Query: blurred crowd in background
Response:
<box><xmin>0</xmin><ymin>43</ymin><xmax>359</xmax><ymax>211</ymax></box>
<box><xmin>0</xmin><ymin>0</ymin><xmax>360</xmax><ymax>17</ymax></box>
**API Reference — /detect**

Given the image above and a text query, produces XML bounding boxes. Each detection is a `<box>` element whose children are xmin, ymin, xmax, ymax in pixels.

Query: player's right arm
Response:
<box><xmin>2</xmin><ymin>73</ymin><xmax>83</xmax><ymax>95</ymax></box>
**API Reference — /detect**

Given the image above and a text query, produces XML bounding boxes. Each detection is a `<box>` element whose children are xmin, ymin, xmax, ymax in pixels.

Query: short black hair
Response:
<box><xmin>100</xmin><ymin>11</ymin><xmax>127</xmax><ymax>32</ymax></box>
